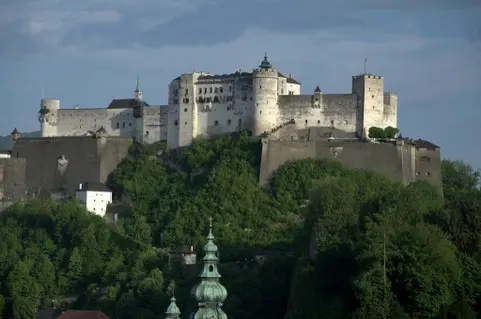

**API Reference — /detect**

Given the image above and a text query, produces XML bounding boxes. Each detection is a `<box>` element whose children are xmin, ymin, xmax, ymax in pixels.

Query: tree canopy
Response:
<box><xmin>1</xmin><ymin>132</ymin><xmax>480</xmax><ymax>319</ymax></box>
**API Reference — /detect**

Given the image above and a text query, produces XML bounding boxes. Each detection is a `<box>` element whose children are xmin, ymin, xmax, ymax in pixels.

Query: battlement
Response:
<box><xmin>352</xmin><ymin>74</ymin><xmax>384</xmax><ymax>80</ymax></box>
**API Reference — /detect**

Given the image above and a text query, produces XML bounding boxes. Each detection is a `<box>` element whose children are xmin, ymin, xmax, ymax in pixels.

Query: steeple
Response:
<box><xmin>259</xmin><ymin>52</ymin><xmax>273</xmax><ymax>70</ymax></box>
<box><xmin>314</xmin><ymin>85</ymin><xmax>321</xmax><ymax>93</ymax></box>
<box><xmin>165</xmin><ymin>296</ymin><xmax>181</xmax><ymax>319</ymax></box>
<box><xmin>190</xmin><ymin>217</ymin><xmax>228</xmax><ymax>319</ymax></box>
<box><xmin>134</xmin><ymin>76</ymin><xmax>143</xmax><ymax>102</ymax></box>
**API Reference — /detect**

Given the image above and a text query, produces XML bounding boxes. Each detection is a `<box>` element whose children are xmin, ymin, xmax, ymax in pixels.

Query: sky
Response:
<box><xmin>0</xmin><ymin>0</ymin><xmax>480</xmax><ymax>167</ymax></box>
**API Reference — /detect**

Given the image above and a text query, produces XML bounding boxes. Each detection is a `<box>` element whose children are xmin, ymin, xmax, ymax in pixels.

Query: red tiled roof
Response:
<box><xmin>57</xmin><ymin>310</ymin><xmax>111</xmax><ymax>319</ymax></box>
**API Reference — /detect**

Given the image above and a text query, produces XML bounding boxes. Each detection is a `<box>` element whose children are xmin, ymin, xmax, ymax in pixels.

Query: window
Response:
<box><xmin>317</xmin><ymin>120</ymin><xmax>320</xmax><ymax>124</ymax></box>
<box><xmin>220</xmin><ymin>87</ymin><xmax>223</xmax><ymax>93</ymax></box>
<box><xmin>213</xmin><ymin>96</ymin><xmax>219</xmax><ymax>103</ymax></box>
<box><xmin>330</xmin><ymin>120</ymin><xmax>334</xmax><ymax>125</ymax></box>
<box><xmin>229</xmin><ymin>86</ymin><xmax>232</xmax><ymax>91</ymax></box>
<box><xmin>199</xmin><ymin>88</ymin><xmax>202</xmax><ymax>94</ymax></box>
<box><xmin>184</xmin><ymin>108</ymin><xmax>188</xmax><ymax>112</ymax></box>
<box><xmin>426</xmin><ymin>172</ymin><xmax>431</xmax><ymax>176</ymax></box>
<box><xmin>146</xmin><ymin>131</ymin><xmax>149</xmax><ymax>136</ymax></box>
<box><xmin>281</xmin><ymin>89</ymin><xmax>284</xmax><ymax>94</ymax></box>
<box><xmin>185</xmin><ymin>121</ymin><xmax>188</xmax><ymax>125</ymax></box>
<box><xmin>259</xmin><ymin>85</ymin><xmax>262</xmax><ymax>89</ymax></box>
<box><xmin>210</xmin><ymin>87</ymin><xmax>213</xmax><ymax>93</ymax></box>
<box><xmin>214</xmin><ymin>120</ymin><xmax>219</xmax><ymax>126</ymax></box>
<box><xmin>345</xmin><ymin>120</ymin><xmax>348</xmax><ymax>124</ymax></box>
<box><xmin>116</xmin><ymin>122</ymin><xmax>119</xmax><ymax>128</ymax></box>
<box><xmin>183</xmin><ymin>98</ymin><xmax>190</xmax><ymax>103</ymax></box>
<box><xmin>227</xmin><ymin>119</ymin><xmax>231</xmax><ymax>125</ymax></box>
<box><xmin>185</xmin><ymin>89</ymin><xmax>189</xmax><ymax>94</ymax></box>
<box><xmin>305</xmin><ymin>120</ymin><xmax>308</xmax><ymax>124</ymax></box>
<box><xmin>129</xmin><ymin>123</ymin><xmax>132</xmax><ymax>126</ymax></box>
<box><xmin>204</xmin><ymin>88</ymin><xmax>207</xmax><ymax>94</ymax></box>
<box><xmin>122</xmin><ymin>122</ymin><xmax>125</xmax><ymax>128</ymax></box>
<box><xmin>174</xmin><ymin>120</ymin><xmax>178</xmax><ymax>126</ymax></box>
<box><xmin>214</xmin><ymin>87</ymin><xmax>218</xmax><ymax>93</ymax></box>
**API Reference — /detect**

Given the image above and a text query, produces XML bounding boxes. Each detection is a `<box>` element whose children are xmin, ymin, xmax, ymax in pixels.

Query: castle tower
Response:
<box><xmin>252</xmin><ymin>53</ymin><xmax>279</xmax><ymax>136</ymax></box>
<box><xmin>39</xmin><ymin>98</ymin><xmax>60</xmax><ymax>137</ymax></box>
<box><xmin>165</xmin><ymin>295</ymin><xmax>181</xmax><ymax>319</ymax></box>
<box><xmin>133</xmin><ymin>77</ymin><xmax>144</xmax><ymax>143</ymax></box>
<box><xmin>10</xmin><ymin>128</ymin><xmax>21</xmax><ymax>141</ymax></box>
<box><xmin>352</xmin><ymin>74</ymin><xmax>386</xmax><ymax>138</ymax></box>
<box><xmin>190</xmin><ymin>218</ymin><xmax>228</xmax><ymax>319</ymax></box>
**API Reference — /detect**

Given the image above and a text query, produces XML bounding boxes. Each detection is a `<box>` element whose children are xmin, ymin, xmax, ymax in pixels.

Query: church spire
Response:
<box><xmin>134</xmin><ymin>76</ymin><xmax>143</xmax><ymax>101</ymax></box>
<box><xmin>190</xmin><ymin>217</ymin><xmax>228</xmax><ymax>319</ymax></box>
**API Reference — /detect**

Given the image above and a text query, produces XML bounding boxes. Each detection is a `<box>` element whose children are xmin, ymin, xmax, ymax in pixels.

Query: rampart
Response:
<box><xmin>11</xmin><ymin>136</ymin><xmax>132</xmax><ymax>197</ymax></box>
<box><xmin>0</xmin><ymin>158</ymin><xmax>26</xmax><ymax>202</ymax></box>
<box><xmin>259</xmin><ymin>136</ymin><xmax>442</xmax><ymax>191</ymax></box>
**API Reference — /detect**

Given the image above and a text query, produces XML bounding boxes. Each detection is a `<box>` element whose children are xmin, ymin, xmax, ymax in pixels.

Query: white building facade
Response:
<box><xmin>38</xmin><ymin>54</ymin><xmax>398</xmax><ymax>149</ymax></box>
<box><xmin>75</xmin><ymin>182</ymin><xmax>112</xmax><ymax>217</ymax></box>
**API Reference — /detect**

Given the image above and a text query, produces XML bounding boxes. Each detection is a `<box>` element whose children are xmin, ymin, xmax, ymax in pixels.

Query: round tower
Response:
<box><xmin>39</xmin><ymin>98</ymin><xmax>60</xmax><ymax>137</ymax></box>
<box><xmin>252</xmin><ymin>53</ymin><xmax>279</xmax><ymax>136</ymax></box>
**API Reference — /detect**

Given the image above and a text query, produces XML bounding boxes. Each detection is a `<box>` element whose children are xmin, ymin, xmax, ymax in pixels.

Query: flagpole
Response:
<box><xmin>364</xmin><ymin>58</ymin><xmax>367</xmax><ymax>74</ymax></box>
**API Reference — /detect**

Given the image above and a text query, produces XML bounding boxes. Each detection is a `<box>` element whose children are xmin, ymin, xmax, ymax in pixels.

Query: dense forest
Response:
<box><xmin>0</xmin><ymin>132</ymin><xmax>480</xmax><ymax>318</ymax></box>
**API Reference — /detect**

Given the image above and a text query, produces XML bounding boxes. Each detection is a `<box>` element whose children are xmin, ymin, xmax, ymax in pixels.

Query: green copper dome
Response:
<box><xmin>165</xmin><ymin>296</ymin><xmax>181</xmax><ymax>319</ymax></box>
<box><xmin>190</xmin><ymin>218</ymin><xmax>228</xmax><ymax>319</ymax></box>
<box><xmin>259</xmin><ymin>52</ymin><xmax>273</xmax><ymax>69</ymax></box>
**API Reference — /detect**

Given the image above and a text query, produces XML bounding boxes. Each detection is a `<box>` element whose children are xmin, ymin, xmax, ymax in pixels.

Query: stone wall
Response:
<box><xmin>11</xmin><ymin>136</ymin><xmax>132</xmax><ymax>196</ymax></box>
<box><xmin>0</xmin><ymin>158</ymin><xmax>26</xmax><ymax>201</ymax></box>
<box><xmin>259</xmin><ymin>137</ymin><xmax>442</xmax><ymax>191</ymax></box>
<box><xmin>278</xmin><ymin>94</ymin><xmax>357</xmax><ymax>133</ymax></box>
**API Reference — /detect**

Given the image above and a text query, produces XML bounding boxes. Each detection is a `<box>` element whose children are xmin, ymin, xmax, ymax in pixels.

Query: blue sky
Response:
<box><xmin>0</xmin><ymin>0</ymin><xmax>480</xmax><ymax>167</ymax></box>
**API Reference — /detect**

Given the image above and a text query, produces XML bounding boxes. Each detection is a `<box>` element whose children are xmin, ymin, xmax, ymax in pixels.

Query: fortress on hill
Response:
<box><xmin>0</xmin><ymin>54</ymin><xmax>442</xmax><ymax>207</ymax></box>
<box><xmin>38</xmin><ymin>54</ymin><xmax>397</xmax><ymax>148</ymax></box>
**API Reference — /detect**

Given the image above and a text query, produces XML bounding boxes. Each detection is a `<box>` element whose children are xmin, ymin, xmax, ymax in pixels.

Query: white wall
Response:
<box><xmin>76</xmin><ymin>190</ymin><xmax>112</xmax><ymax>217</ymax></box>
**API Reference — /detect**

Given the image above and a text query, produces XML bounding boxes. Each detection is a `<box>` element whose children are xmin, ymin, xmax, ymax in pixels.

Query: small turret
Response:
<box><xmin>11</xmin><ymin>128</ymin><xmax>21</xmax><ymax>141</ymax></box>
<box><xmin>314</xmin><ymin>85</ymin><xmax>321</xmax><ymax>93</ymax></box>
<box><xmin>259</xmin><ymin>52</ymin><xmax>273</xmax><ymax>70</ymax></box>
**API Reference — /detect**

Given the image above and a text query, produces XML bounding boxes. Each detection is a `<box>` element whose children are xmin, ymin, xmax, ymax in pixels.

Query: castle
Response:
<box><xmin>0</xmin><ymin>54</ymin><xmax>441</xmax><ymax>207</ymax></box>
<box><xmin>38</xmin><ymin>54</ymin><xmax>398</xmax><ymax>149</ymax></box>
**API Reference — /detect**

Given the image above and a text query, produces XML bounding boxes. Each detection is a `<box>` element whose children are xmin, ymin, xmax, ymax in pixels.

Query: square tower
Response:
<box><xmin>352</xmin><ymin>74</ymin><xmax>385</xmax><ymax>138</ymax></box>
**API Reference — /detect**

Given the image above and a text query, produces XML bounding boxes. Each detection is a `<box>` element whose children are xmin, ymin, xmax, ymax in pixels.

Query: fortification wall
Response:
<box><xmin>143</xmin><ymin>106</ymin><xmax>167</xmax><ymax>143</ymax></box>
<box><xmin>278</xmin><ymin>94</ymin><xmax>357</xmax><ymax>133</ymax></box>
<box><xmin>259</xmin><ymin>140</ymin><xmax>408</xmax><ymax>185</ymax></box>
<box><xmin>0</xmin><ymin>158</ymin><xmax>26</xmax><ymax>201</ymax></box>
<box><xmin>98</xmin><ymin>137</ymin><xmax>133</xmax><ymax>182</ymax></box>
<box><xmin>57</xmin><ymin>108</ymin><xmax>135</xmax><ymax>137</ymax></box>
<box><xmin>415</xmin><ymin>147</ymin><xmax>442</xmax><ymax>190</ymax></box>
<box><xmin>11</xmin><ymin>137</ymin><xmax>132</xmax><ymax>196</ymax></box>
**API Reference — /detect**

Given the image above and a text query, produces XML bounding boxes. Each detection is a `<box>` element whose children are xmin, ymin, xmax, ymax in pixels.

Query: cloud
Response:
<box><xmin>1</xmin><ymin>0</ymin><xmax>480</xmax><ymax>58</ymax></box>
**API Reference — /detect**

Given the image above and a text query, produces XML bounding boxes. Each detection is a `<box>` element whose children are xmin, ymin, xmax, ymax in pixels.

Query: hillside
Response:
<box><xmin>0</xmin><ymin>130</ymin><xmax>40</xmax><ymax>150</ymax></box>
<box><xmin>1</xmin><ymin>132</ymin><xmax>481</xmax><ymax>318</ymax></box>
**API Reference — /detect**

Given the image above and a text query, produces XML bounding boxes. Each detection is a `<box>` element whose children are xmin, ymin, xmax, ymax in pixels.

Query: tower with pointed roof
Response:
<box><xmin>252</xmin><ymin>52</ymin><xmax>279</xmax><ymax>136</ymax></box>
<box><xmin>134</xmin><ymin>76</ymin><xmax>143</xmax><ymax>102</ymax></box>
<box><xmin>165</xmin><ymin>295</ymin><xmax>181</xmax><ymax>319</ymax></box>
<box><xmin>190</xmin><ymin>218</ymin><xmax>228</xmax><ymax>319</ymax></box>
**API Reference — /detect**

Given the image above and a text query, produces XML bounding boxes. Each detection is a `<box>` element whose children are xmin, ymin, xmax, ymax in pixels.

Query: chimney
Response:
<box><xmin>289</xmin><ymin>73</ymin><xmax>292</xmax><ymax>78</ymax></box>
